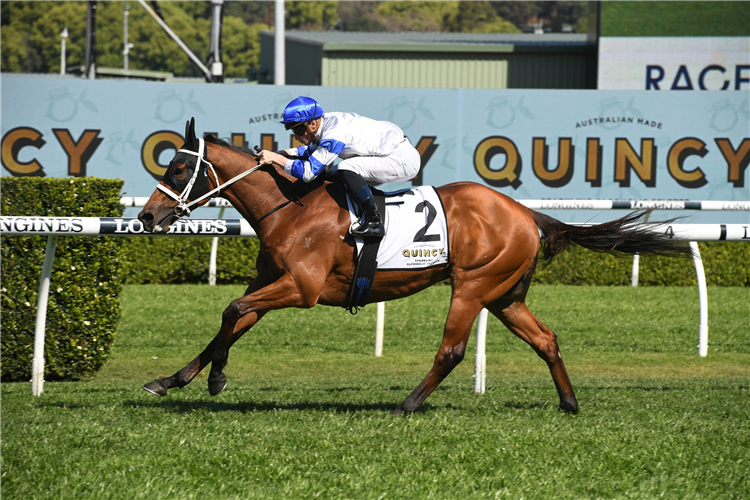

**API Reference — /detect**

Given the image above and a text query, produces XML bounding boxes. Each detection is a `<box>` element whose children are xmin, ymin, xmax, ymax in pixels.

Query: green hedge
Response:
<box><xmin>1</xmin><ymin>177</ymin><xmax>124</xmax><ymax>382</ymax></box>
<box><xmin>119</xmin><ymin>236</ymin><xmax>260</xmax><ymax>284</ymax></box>
<box><xmin>119</xmin><ymin>233</ymin><xmax>748</xmax><ymax>287</ymax></box>
<box><xmin>532</xmin><ymin>241</ymin><xmax>749</xmax><ymax>286</ymax></box>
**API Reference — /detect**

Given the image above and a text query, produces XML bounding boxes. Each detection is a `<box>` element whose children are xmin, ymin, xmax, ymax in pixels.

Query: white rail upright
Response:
<box><xmin>374</xmin><ymin>302</ymin><xmax>385</xmax><ymax>357</ymax></box>
<box><xmin>690</xmin><ymin>242</ymin><xmax>709</xmax><ymax>357</ymax></box>
<box><xmin>208</xmin><ymin>206</ymin><xmax>226</xmax><ymax>286</ymax></box>
<box><xmin>32</xmin><ymin>235</ymin><xmax>58</xmax><ymax>396</ymax></box>
<box><xmin>474</xmin><ymin>309</ymin><xmax>488</xmax><ymax>394</ymax></box>
<box><xmin>630</xmin><ymin>253</ymin><xmax>640</xmax><ymax>287</ymax></box>
<box><xmin>630</xmin><ymin>211</ymin><xmax>650</xmax><ymax>287</ymax></box>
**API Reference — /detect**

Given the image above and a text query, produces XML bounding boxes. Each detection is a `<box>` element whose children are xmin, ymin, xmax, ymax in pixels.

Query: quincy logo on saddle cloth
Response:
<box><xmin>345</xmin><ymin>186</ymin><xmax>449</xmax><ymax>313</ymax></box>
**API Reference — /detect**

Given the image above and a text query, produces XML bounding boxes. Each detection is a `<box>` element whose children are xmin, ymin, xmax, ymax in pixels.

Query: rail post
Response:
<box><xmin>32</xmin><ymin>235</ymin><xmax>58</xmax><ymax>396</ymax></box>
<box><xmin>474</xmin><ymin>309</ymin><xmax>488</xmax><ymax>394</ymax></box>
<box><xmin>208</xmin><ymin>206</ymin><xmax>226</xmax><ymax>286</ymax></box>
<box><xmin>631</xmin><ymin>254</ymin><xmax>640</xmax><ymax>287</ymax></box>
<box><xmin>631</xmin><ymin>211</ymin><xmax>650</xmax><ymax>287</ymax></box>
<box><xmin>374</xmin><ymin>302</ymin><xmax>385</xmax><ymax>357</ymax></box>
<box><xmin>690</xmin><ymin>242</ymin><xmax>709</xmax><ymax>357</ymax></box>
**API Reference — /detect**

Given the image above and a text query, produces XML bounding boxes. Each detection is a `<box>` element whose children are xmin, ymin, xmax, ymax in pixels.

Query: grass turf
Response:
<box><xmin>2</xmin><ymin>285</ymin><xmax>748</xmax><ymax>499</ymax></box>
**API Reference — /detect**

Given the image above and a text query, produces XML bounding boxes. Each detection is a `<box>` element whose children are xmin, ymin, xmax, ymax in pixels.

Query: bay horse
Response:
<box><xmin>138</xmin><ymin>118</ymin><xmax>690</xmax><ymax>415</ymax></box>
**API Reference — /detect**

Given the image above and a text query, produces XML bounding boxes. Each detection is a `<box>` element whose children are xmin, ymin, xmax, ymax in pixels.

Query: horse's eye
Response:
<box><xmin>173</xmin><ymin>167</ymin><xmax>184</xmax><ymax>176</ymax></box>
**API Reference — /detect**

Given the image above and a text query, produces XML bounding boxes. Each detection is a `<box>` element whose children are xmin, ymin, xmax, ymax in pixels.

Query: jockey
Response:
<box><xmin>257</xmin><ymin>96</ymin><xmax>421</xmax><ymax>239</ymax></box>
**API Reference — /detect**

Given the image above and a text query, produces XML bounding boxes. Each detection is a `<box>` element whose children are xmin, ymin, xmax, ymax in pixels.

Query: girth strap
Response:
<box><xmin>344</xmin><ymin>191</ymin><xmax>386</xmax><ymax>314</ymax></box>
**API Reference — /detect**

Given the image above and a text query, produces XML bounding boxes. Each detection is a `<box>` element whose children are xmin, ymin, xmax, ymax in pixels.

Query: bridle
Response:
<box><xmin>157</xmin><ymin>137</ymin><xmax>263</xmax><ymax>220</ymax></box>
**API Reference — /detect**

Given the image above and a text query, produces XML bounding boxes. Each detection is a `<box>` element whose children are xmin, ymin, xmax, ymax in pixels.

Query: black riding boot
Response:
<box><xmin>338</xmin><ymin>170</ymin><xmax>385</xmax><ymax>239</ymax></box>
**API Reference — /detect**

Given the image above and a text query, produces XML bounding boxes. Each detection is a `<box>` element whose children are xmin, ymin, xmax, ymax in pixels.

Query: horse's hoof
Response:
<box><xmin>208</xmin><ymin>373</ymin><xmax>227</xmax><ymax>396</ymax></box>
<box><xmin>558</xmin><ymin>400</ymin><xmax>579</xmax><ymax>414</ymax></box>
<box><xmin>143</xmin><ymin>380</ymin><xmax>168</xmax><ymax>397</ymax></box>
<box><xmin>392</xmin><ymin>404</ymin><xmax>413</xmax><ymax>416</ymax></box>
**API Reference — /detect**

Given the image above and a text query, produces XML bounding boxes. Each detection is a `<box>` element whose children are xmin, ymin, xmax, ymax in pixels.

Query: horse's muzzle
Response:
<box><xmin>137</xmin><ymin>210</ymin><xmax>157</xmax><ymax>233</ymax></box>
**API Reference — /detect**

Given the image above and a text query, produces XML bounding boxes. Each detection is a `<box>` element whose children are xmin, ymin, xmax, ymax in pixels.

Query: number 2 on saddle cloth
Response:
<box><xmin>344</xmin><ymin>185</ymin><xmax>449</xmax><ymax>313</ymax></box>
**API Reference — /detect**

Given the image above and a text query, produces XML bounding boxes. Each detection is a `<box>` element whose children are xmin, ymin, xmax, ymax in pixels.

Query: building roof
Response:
<box><xmin>261</xmin><ymin>31</ymin><xmax>594</xmax><ymax>53</ymax></box>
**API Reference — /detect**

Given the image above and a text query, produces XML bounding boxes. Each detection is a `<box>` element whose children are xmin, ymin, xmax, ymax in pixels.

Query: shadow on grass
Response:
<box><xmin>121</xmin><ymin>398</ymin><xmax>437</xmax><ymax>414</ymax></box>
<box><xmin>503</xmin><ymin>401</ymin><xmax>551</xmax><ymax>411</ymax></box>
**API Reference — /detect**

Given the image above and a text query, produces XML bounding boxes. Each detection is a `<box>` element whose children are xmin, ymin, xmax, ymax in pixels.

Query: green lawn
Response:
<box><xmin>2</xmin><ymin>285</ymin><xmax>748</xmax><ymax>499</ymax></box>
<box><xmin>601</xmin><ymin>1</ymin><xmax>750</xmax><ymax>37</ymax></box>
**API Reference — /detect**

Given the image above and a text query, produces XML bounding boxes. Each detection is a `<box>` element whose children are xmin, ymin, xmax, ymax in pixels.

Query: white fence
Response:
<box><xmin>2</xmin><ymin>209</ymin><xmax>748</xmax><ymax>396</ymax></box>
<box><xmin>120</xmin><ymin>196</ymin><xmax>750</xmax><ymax>288</ymax></box>
<box><xmin>121</xmin><ymin>198</ymin><xmax>750</xmax><ymax>393</ymax></box>
<box><xmin>120</xmin><ymin>197</ymin><xmax>750</xmax><ymax>211</ymax></box>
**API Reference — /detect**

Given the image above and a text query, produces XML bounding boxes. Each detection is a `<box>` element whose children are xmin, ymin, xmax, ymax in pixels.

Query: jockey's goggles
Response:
<box><xmin>289</xmin><ymin>122</ymin><xmax>309</xmax><ymax>136</ymax></box>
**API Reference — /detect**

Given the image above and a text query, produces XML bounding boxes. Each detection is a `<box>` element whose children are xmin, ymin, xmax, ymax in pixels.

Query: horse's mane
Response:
<box><xmin>204</xmin><ymin>134</ymin><xmax>257</xmax><ymax>157</ymax></box>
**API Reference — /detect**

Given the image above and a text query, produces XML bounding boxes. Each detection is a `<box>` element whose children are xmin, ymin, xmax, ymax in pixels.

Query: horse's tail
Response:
<box><xmin>529</xmin><ymin>209</ymin><xmax>694</xmax><ymax>265</ymax></box>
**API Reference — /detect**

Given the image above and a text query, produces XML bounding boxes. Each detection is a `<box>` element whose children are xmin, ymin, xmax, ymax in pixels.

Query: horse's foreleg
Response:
<box><xmin>143</xmin><ymin>336</ymin><xmax>217</xmax><ymax>396</ymax></box>
<box><xmin>206</xmin><ymin>307</ymin><xmax>266</xmax><ymax>396</ymax></box>
<box><xmin>143</xmin><ymin>278</ymin><xmax>269</xmax><ymax>398</ymax></box>
<box><xmin>487</xmin><ymin>300</ymin><xmax>578</xmax><ymax>413</ymax></box>
<box><xmin>207</xmin><ymin>273</ymin><xmax>320</xmax><ymax>396</ymax></box>
<box><xmin>393</xmin><ymin>298</ymin><xmax>483</xmax><ymax>415</ymax></box>
<box><xmin>142</xmin><ymin>311</ymin><xmax>266</xmax><ymax>397</ymax></box>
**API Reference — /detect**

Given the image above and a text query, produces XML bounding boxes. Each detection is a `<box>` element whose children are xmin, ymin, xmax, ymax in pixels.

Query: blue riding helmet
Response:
<box><xmin>280</xmin><ymin>96</ymin><xmax>324</xmax><ymax>129</ymax></box>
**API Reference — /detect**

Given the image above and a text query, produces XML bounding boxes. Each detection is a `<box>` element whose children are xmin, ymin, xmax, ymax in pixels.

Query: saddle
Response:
<box><xmin>280</xmin><ymin>172</ymin><xmax>416</xmax><ymax>314</ymax></box>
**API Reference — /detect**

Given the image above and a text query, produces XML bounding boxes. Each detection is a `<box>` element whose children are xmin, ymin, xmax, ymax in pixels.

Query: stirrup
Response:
<box><xmin>350</xmin><ymin>219</ymin><xmax>385</xmax><ymax>239</ymax></box>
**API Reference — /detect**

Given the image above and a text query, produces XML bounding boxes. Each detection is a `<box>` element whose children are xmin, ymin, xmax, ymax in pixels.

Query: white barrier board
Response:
<box><xmin>0</xmin><ymin>217</ymin><xmax>256</xmax><ymax>237</ymax></box>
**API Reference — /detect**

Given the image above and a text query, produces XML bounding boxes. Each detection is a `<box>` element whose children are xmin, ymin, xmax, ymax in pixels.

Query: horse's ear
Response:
<box><xmin>184</xmin><ymin>117</ymin><xmax>197</xmax><ymax>148</ymax></box>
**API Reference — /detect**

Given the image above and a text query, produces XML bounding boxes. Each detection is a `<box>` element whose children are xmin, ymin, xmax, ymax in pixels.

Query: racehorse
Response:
<box><xmin>138</xmin><ymin>118</ymin><xmax>690</xmax><ymax>415</ymax></box>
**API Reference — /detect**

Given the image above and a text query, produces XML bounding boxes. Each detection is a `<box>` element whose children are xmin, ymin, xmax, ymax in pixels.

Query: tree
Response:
<box><xmin>445</xmin><ymin>1</ymin><xmax>520</xmax><ymax>33</ymax></box>
<box><xmin>341</xmin><ymin>1</ymin><xmax>520</xmax><ymax>34</ymax></box>
<box><xmin>490</xmin><ymin>1</ymin><xmax>543</xmax><ymax>30</ymax></box>
<box><xmin>89</xmin><ymin>2</ymin><xmax>207</xmax><ymax>76</ymax></box>
<box><xmin>338</xmin><ymin>1</ymin><xmax>387</xmax><ymax>32</ymax></box>
<box><xmin>1</xmin><ymin>2</ymin><xmax>87</xmax><ymax>74</ymax></box>
<box><xmin>490</xmin><ymin>1</ymin><xmax>590</xmax><ymax>33</ymax></box>
<box><xmin>221</xmin><ymin>17</ymin><xmax>270</xmax><ymax>78</ymax></box>
<box><xmin>224</xmin><ymin>1</ymin><xmax>273</xmax><ymax>26</ymax></box>
<box><xmin>375</xmin><ymin>1</ymin><xmax>457</xmax><ymax>32</ymax></box>
<box><xmin>0</xmin><ymin>1</ymin><xmax>270</xmax><ymax>79</ymax></box>
<box><xmin>286</xmin><ymin>1</ymin><xmax>338</xmax><ymax>30</ymax></box>
<box><xmin>1</xmin><ymin>24</ymin><xmax>42</xmax><ymax>73</ymax></box>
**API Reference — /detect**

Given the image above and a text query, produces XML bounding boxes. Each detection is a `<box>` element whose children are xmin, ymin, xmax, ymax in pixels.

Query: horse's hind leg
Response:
<box><xmin>485</xmin><ymin>300</ymin><xmax>578</xmax><ymax>413</ymax></box>
<box><xmin>393</xmin><ymin>297</ymin><xmax>484</xmax><ymax>415</ymax></box>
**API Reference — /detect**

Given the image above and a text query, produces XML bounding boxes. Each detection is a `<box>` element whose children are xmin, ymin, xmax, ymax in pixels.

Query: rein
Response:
<box><xmin>157</xmin><ymin>137</ymin><xmax>263</xmax><ymax>218</ymax></box>
<box><xmin>257</xmin><ymin>196</ymin><xmax>304</xmax><ymax>224</ymax></box>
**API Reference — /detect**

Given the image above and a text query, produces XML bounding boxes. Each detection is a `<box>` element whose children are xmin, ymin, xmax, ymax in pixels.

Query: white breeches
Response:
<box><xmin>334</xmin><ymin>139</ymin><xmax>421</xmax><ymax>184</ymax></box>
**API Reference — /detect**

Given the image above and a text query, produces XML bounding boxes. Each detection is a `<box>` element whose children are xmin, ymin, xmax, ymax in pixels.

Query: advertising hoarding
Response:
<box><xmin>2</xmin><ymin>75</ymin><xmax>748</xmax><ymax>223</ymax></box>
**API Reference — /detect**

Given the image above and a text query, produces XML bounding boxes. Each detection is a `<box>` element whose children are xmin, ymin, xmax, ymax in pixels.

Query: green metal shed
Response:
<box><xmin>258</xmin><ymin>31</ymin><xmax>597</xmax><ymax>89</ymax></box>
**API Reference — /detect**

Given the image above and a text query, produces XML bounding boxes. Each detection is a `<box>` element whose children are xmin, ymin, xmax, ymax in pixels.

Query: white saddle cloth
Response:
<box><xmin>347</xmin><ymin>186</ymin><xmax>450</xmax><ymax>271</ymax></box>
